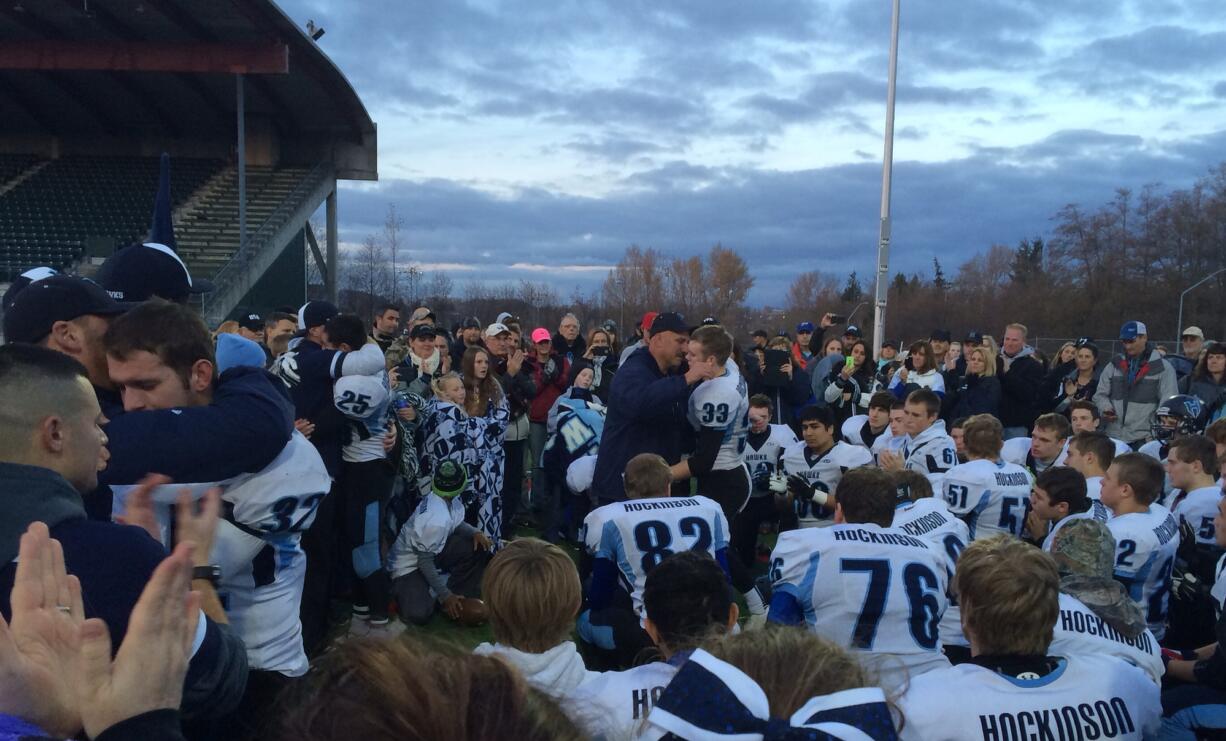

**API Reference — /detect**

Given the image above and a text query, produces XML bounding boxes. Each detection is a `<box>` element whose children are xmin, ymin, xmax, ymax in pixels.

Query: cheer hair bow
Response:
<box><xmin>640</xmin><ymin>649</ymin><xmax>897</xmax><ymax>740</ymax></box>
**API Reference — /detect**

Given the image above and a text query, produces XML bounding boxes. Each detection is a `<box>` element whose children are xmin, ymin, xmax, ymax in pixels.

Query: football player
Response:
<box><xmin>940</xmin><ymin>414</ymin><xmax>1034</xmax><ymax>541</ymax></box>
<box><xmin>779</xmin><ymin>405</ymin><xmax>872</xmax><ymax>529</ymax></box>
<box><xmin>1102</xmin><ymin>453</ymin><xmax>1180</xmax><ymax>640</ymax></box>
<box><xmin>1000</xmin><ymin>413</ymin><xmax>1071</xmax><ymax>476</ymax></box>
<box><xmin>769</xmin><ymin>467</ymin><xmax>951</xmax><ymax>691</ymax></box>
<box><xmin>878</xmin><ymin>389</ymin><xmax>957</xmax><ymax>489</ymax></box>
<box><xmin>578</xmin><ymin>454</ymin><xmax>730</xmax><ymax>668</ymax></box>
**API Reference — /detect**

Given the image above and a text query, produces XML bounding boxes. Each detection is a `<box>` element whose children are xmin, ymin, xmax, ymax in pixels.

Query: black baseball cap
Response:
<box><xmin>649</xmin><ymin>312</ymin><xmax>690</xmax><ymax>335</ymax></box>
<box><xmin>3</xmin><ymin>276</ymin><xmax>133</xmax><ymax>344</ymax></box>
<box><xmin>409</xmin><ymin>323</ymin><xmax>438</xmax><ymax>340</ymax></box>
<box><xmin>2</xmin><ymin>266</ymin><xmax>58</xmax><ymax>311</ymax></box>
<box><xmin>930</xmin><ymin>329</ymin><xmax>952</xmax><ymax>342</ymax></box>
<box><xmin>96</xmin><ymin>242</ymin><xmax>213</xmax><ymax>303</ymax></box>
<box><xmin>844</xmin><ymin>325</ymin><xmax>863</xmax><ymax>338</ymax></box>
<box><xmin>237</xmin><ymin>312</ymin><xmax>263</xmax><ymax>332</ymax></box>
<box><xmin>462</xmin><ymin>316</ymin><xmax>482</xmax><ymax>330</ymax></box>
<box><xmin>882</xmin><ymin>339</ymin><xmax>899</xmax><ymax>350</ymax></box>
<box><xmin>965</xmin><ymin>331</ymin><xmax>983</xmax><ymax>344</ymax></box>
<box><xmin>297</xmin><ymin>301</ymin><xmax>339</xmax><ymax>330</ymax></box>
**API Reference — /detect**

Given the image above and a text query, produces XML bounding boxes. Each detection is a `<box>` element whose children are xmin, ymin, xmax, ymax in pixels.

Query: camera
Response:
<box><xmin>591</xmin><ymin>346</ymin><xmax>610</xmax><ymax>356</ymax></box>
<box><xmin>827</xmin><ymin>313</ymin><xmax>847</xmax><ymax>324</ymax></box>
<box><xmin>904</xmin><ymin>356</ymin><xmax>914</xmax><ymax>371</ymax></box>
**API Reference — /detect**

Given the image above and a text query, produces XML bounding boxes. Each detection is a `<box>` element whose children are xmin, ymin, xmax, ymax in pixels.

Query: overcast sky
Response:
<box><xmin>283</xmin><ymin>0</ymin><xmax>1226</xmax><ymax>305</ymax></box>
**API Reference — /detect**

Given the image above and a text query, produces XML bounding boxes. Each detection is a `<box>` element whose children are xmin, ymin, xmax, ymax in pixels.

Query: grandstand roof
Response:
<box><xmin>0</xmin><ymin>0</ymin><xmax>376</xmax><ymax>180</ymax></box>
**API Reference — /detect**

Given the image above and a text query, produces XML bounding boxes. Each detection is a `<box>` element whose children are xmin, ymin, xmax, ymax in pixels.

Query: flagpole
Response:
<box><xmin>872</xmin><ymin>0</ymin><xmax>901</xmax><ymax>360</ymax></box>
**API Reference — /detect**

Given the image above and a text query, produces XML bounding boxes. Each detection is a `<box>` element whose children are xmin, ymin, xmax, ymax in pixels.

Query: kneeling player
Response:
<box><xmin>778</xmin><ymin>405</ymin><xmax>872</xmax><ymax>529</ymax></box>
<box><xmin>389</xmin><ymin>461</ymin><xmax>492</xmax><ymax>625</ymax></box>
<box><xmin>897</xmin><ymin>536</ymin><xmax>1160</xmax><ymax>740</ymax></box>
<box><xmin>941</xmin><ymin>414</ymin><xmax>1033</xmax><ymax>541</ymax></box>
<box><xmin>769</xmin><ymin>467</ymin><xmax>951</xmax><ymax>691</ymax></box>
<box><xmin>579</xmin><ymin>454</ymin><xmax>731</xmax><ymax>669</ymax></box>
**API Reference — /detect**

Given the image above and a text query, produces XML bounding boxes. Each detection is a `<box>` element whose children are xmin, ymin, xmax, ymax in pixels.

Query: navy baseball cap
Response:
<box><xmin>796</xmin><ymin>321</ymin><xmax>815</xmax><ymax>333</ymax></box>
<box><xmin>882</xmin><ymin>339</ymin><xmax>899</xmax><ymax>350</ymax></box>
<box><xmin>844</xmin><ymin>325</ymin><xmax>863</xmax><ymax>338</ymax></box>
<box><xmin>96</xmin><ymin>242</ymin><xmax>213</xmax><ymax>303</ymax></box>
<box><xmin>965</xmin><ymin>331</ymin><xmax>983</xmax><ymax>344</ymax></box>
<box><xmin>3</xmin><ymin>276</ymin><xmax>133</xmax><ymax>344</ymax></box>
<box><xmin>1119</xmin><ymin>321</ymin><xmax>1147</xmax><ymax>340</ymax></box>
<box><xmin>297</xmin><ymin>301</ymin><xmax>339</xmax><ymax>330</ymax></box>
<box><xmin>649</xmin><ymin>312</ymin><xmax>690</xmax><ymax>335</ymax></box>
<box><xmin>2</xmin><ymin>266</ymin><xmax>58</xmax><ymax>311</ymax></box>
<box><xmin>409</xmin><ymin>323</ymin><xmax>438</xmax><ymax>340</ymax></box>
<box><xmin>237</xmin><ymin>312</ymin><xmax>263</xmax><ymax>332</ymax></box>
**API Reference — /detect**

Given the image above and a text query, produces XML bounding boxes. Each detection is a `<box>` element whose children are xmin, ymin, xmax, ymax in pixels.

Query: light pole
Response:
<box><xmin>1177</xmin><ymin>267</ymin><xmax>1226</xmax><ymax>340</ymax></box>
<box><xmin>871</xmin><ymin>0</ymin><xmax>901</xmax><ymax>360</ymax></box>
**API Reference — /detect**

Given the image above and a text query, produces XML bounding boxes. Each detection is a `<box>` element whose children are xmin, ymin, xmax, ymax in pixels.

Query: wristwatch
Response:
<box><xmin>192</xmin><ymin>565</ymin><xmax>222</xmax><ymax>587</ymax></box>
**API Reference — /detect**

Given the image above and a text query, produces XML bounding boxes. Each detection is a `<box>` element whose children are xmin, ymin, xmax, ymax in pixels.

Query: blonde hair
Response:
<box><xmin>1006</xmin><ymin>323</ymin><xmax>1029</xmax><ymax>339</ymax></box>
<box><xmin>483</xmin><ymin>539</ymin><xmax>581</xmax><ymax>653</ymax></box>
<box><xmin>970</xmin><ymin>345</ymin><xmax>997</xmax><ymax>378</ymax></box>
<box><xmin>961</xmin><ymin>414</ymin><xmax>1003</xmax><ymax>459</ymax></box>
<box><xmin>431</xmin><ymin>371</ymin><xmax>464</xmax><ymax>400</ymax></box>
<box><xmin>955</xmin><ymin>536</ymin><xmax>1058</xmax><ymax>655</ymax></box>
<box><xmin>624</xmin><ymin>453</ymin><xmax>671</xmax><ymax>499</ymax></box>
<box><xmin>703</xmin><ymin>628</ymin><xmax>874</xmax><ymax>718</ymax></box>
<box><xmin>212</xmin><ymin>320</ymin><xmax>240</xmax><ymax>341</ymax></box>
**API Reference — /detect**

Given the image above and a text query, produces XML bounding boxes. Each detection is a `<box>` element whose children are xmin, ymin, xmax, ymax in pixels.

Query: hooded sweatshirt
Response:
<box><xmin>997</xmin><ymin>344</ymin><xmax>1043</xmax><ymax>430</ymax></box>
<box><xmin>473</xmin><ymin>641</ymin><xmax>599</xmax><ymax>698</ymax></box>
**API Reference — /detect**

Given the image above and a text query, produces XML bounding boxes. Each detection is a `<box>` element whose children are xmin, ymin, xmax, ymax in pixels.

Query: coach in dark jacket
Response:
<box><xmin>997</xmin><ymin>325</ymin><xmax>1044</xmax><ymax>436</ymax></box>
<box><xmin>592</xmin><ymin>313</ymin><xmax>706</xmax><ymax>504</ymax></box>
<box><xmin>0</xmin><ymin>345</ymin><xmax>248</xmax><ymax>721</ymax></box>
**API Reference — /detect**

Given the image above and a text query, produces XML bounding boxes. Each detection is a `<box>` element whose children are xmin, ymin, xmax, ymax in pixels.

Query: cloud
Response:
<box><xmin>739</xmin><ymin>72</ymin><xmax>995</xmax><ymax>126</ymax></box>
<box><xmin>1075</xmin><ymin>26</ymin><xmax>1226</xmax><ymax>73</ymax></box>
<box><xmin>327</xmin><ymin>127</ymin><xmax>1226</xmax><ymax>304</ymax></box>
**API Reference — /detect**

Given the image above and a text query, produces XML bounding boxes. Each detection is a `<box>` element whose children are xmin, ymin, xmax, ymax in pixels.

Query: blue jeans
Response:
<box><xmin>1161</xmin><ymin>684</ymin><xmax>1226</xmax><ymax>739</ymax></box>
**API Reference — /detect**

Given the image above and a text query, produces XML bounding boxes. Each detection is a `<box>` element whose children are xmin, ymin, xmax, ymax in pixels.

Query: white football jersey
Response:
<box><xmin>564</xmin><ymin>661</ymin><xmax>678</xmax><ymax>741</ymax></box>
<box><xmin>1171</xmin><ymin>485</ymin><xmax>1223</xmax><ymax>548</ymax></box>
<box><xmin>897</xmin><ymin>654</ymin><xmax>1161</xmax><ymax>741</ymax></box>
<box><xmin>892</xmin><ymin>497</ymin><xmax>970</xmax><ymax>647</ymax></box>
<box><xmin>871</xmin><ymin>429</ymin><xmax>906</xmax><ymax>464</ymax></box>
<box><xmin>1041</xmin><ymin>501</ymin><xmax>1112</xmax><ymax>552</ymax></box>
<box><xmin>389</xmin><ymin>492</ymin><xmax>467</xmax><ymax>579</ymax></box>
<box><xmin>902</xmin><ymin>421</ymin><xmax>958</xmax><ymax>488</ymax></box>
<box><xmin>769</xmin><ymin>523</ymin><xmax>951</xmax><ymax>692</ymax></box>
<box><xmin>743</xmin><ymin>424</ymin><xmax>797</xmax><ymax>496</ymax></box>
<box><xmin>781</xmin><ymin>441</ymin><xmax>873</xmax><ymax>527</ymax></box>
<box><xmin>212</xmin><ymin>431</ymin><xmax>330</xmax><ymax>676</ymax></box>
<box><xmin>1000</xmin><ymin>436</ymin><xmax>1067</xmax><ymax>474</ymax></box>
<box><xmin>582</xmin><ymin>496</ymin><xmax>730</xmax><ymax>620</ymax></box>
<box><xmin>333</xmin><ymin>372</ymin><xmax>392</xmax><ymax>463</ymax></box>
<box><xmin>942</xmin><ymin>458</ymin><xmax>1034</xmax><ymax>541</ymax></box>
<box><xmin>687</xmin><ymin>359</ymin><xmax>750</xmax><ymax>471</ymax></box>
<box><xmin>840</xmin><ymin>414</ymin><xmax>888</xmax><ymax>450</ymax></box>
<box><xmin>1050</xmin><ymin>593</ymin><xmax>1163</xmax><ymax>685</ymax></box>
<box><xmin>1086</xmin><ymin>475</ymin><xmax>1104</xmax><ymax>501</ymax></box>
<box><xmin>1107</xmin><ymin>505</ymin><xmax>1179</xmax><ymax>639</ymax></box>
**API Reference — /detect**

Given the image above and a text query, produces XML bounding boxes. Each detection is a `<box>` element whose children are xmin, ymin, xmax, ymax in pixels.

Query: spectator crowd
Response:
<box><xmin>1</xmin><ymin>250</ymin><xmax>1226</xmax><ymax>740</ymax></box>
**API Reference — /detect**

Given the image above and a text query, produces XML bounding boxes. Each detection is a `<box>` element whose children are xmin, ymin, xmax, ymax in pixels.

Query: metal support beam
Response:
<box><xmin>0</xmin><ymin>40</ymin><xmax>289</xmax><ymax>74</ymax></box>
<box><xmin>237</xmin><ymin>74</ymin><xmax>247</xmax><ymax>257</ymax></box>
<box><xmin>326</xmin><ymin>188</ymin><xmax>338</xmax><ymax>304</ymax></box>
<box><xmin>305</xmin><ymin>222</ymin><xmax>328</xmax><ymax>284</ymax></box>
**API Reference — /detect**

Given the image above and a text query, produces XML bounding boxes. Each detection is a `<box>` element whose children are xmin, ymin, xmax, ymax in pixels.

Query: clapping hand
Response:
<box><xmin>878</xmin><ymin>450</ymin><xmax>904</xmax><ymax>471</ymax></box>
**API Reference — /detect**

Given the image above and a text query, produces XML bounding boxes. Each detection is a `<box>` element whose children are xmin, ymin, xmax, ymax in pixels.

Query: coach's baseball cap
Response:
<box><xmin>3</xmin><ymin>275</ymin><xmax>133</xmax><ymax>344</ymax></box>
<box><xmin>297</xmin><ymin>301</ymin><xmax>339</xmax><ymax>330</ymax></box>
<box><xmin>844</xmin><ymin>325</ymin><xmax>863</xmax><ymax>338</ymax></box>
<box><xmin>409</xmin><ymin>323</ymin><xmax>437</xmax><ymax>340</ymax></box>
<box><xmin>1182</xmin><ymin>326</ymin><xmax>1205</xmax><ymax>340</ymax></box>
<box><xmin>237</xmin><ymin>312</ymin><xmax>263</xmax><ymax>332</ymax></box>
<box><xmin>796</xmin><ymin>321</ymin><xmax>815</xmax><ymax>334</ymax></box>
<box><xmin>649</xmin><ymin>312</ymin><xmax>690</xmax><ymax>336</ymax></box>
<box><xmin>531</xmin><ymin>327</ymin><xmax>552</xmax><ymax>344</ymax></box>
<box><xmin>485</xmin><ymin>322</ymin><xmax>511</xmax><ymax>338</ymax></box>
<box><xmin>462</xmin><ymin>316</ymin><xmax>482</xmax><ymax>330</ymax></box>
<box><xmin>432</xmin><ymin>460</ymin><xmax>468</xmax><ymax>499</ymax></box>
<box><xmin>1119</xmin><ymin>321</ymin><xmax>1147</xmax><ymax>340</ymax></box>
<box><xmin>96</xmin><ymin>242</ymin><xmax>213</xmax><ymax>303</ymax></box>
<box><xmin>930</xmin><ymin>329</ymin><xmax>952</xmax><ymax>342</ymax></box>
<box><xmin>2</xmin><ymin>266</ymin><xmax>58</xmax><ymax>311</ymax></box>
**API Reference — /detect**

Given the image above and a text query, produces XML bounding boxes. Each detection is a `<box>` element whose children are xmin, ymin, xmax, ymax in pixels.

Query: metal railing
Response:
<box><xmin>201</xmin><ymin>161</ymin><xmax>331</xmax><ymax>318</ymax></box>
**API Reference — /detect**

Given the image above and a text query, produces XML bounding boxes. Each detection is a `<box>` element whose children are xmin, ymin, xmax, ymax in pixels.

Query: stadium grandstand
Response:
<box><xmin>0</xmin><ymin>0</ymin><xmax>377</xmax><ymax>326</ymax></box>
